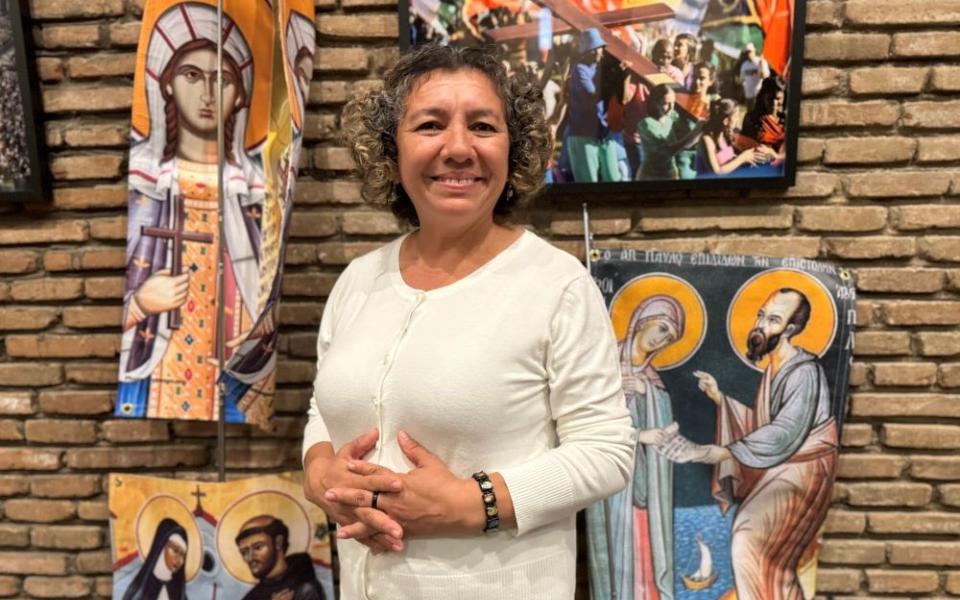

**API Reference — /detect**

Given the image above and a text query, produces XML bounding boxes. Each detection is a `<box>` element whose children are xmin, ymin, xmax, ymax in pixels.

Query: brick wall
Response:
<box><xmin>0</xmin><ymin>0</ymin><xmax>957</xmax><ymax>597</ymax></box>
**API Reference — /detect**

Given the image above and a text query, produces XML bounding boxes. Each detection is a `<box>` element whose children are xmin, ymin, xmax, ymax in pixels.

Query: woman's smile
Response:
<box><xmin>429</xmin><ymin>172</ymin><xmax>486</xmax><ymax>191</ymax></box>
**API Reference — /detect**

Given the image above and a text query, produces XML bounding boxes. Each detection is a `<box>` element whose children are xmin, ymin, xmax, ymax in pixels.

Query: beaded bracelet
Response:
<box><xmin>471</xmin><ymin>471</ymin><xmax>500</xmax><ymax>532</ymax></box>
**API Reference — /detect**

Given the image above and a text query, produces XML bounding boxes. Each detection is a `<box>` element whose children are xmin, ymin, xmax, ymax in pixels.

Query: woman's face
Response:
<box><xmin>674</xmin><ymin>39</ymin><xmax>691</xmax><ymax>65</ymax></box>
<box><xmin>163</xmin><ymin>539</ymin><xmax>186</xmax><ymax>573</ymax></box>
<box><xmin>723</xmin><ymin>114</ymin><xmax>733</xmax><ymax>134</ymax></box>
<box><xmin>693</xmin><ymin>67</ymin><xmax>712</xmax><ymax>95</ymax></box>
<box><xmin>770</xmin><ymin>90</ymin><xmax>785</xmax><ymax>115</ymax></box>
<box><xmin>167</xmin><ymin>47</ymin><xmax>240</xmax><ymax>136</ymax></box>
<box><xmin>654</xmin><ymin>89</ymin><xmax>676</xmax><ymax>118</ymax></box>
<box><xmin>395</xmin><ymin>69</ymin><xmax>509</xmax><ymax>228</ymax></box>
<box><xmin>633</xmin><ymin>318</ymin><xmax>679</xmax><ymax>356</ymax></box>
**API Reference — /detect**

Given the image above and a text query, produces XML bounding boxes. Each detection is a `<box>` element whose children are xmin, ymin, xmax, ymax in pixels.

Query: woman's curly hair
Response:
<box><xmin>340</xmin><ymin>44</ymin><xmax>553</xmax><ymax>226</ymax></box>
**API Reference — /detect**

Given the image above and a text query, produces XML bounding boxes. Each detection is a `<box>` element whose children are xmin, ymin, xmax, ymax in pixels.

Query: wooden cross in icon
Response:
<box><xmin>141</xmin><ymin>195</ymin><xmax>214</xmax><ymax>330</ymax></box>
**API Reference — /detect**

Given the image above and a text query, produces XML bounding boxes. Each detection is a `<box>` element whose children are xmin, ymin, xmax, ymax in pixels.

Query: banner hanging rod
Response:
<box><xmin>582</xmin><ymin>202</ymin><xmax>594</xmax><ymax>276</ymax></box>
<box><xmin>215</xmin><ymin>0</ymin><xmax>227</xmax><ymax>483</ymax></box>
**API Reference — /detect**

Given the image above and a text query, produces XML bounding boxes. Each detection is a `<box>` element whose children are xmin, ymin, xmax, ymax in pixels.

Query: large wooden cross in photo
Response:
<box><xmin>484</xmin><ymin>0</ymin><xmax>694</xmax><ymax>109</ymax></box>
<box><xmin>487</xmin><ymin>1</ymin><xmax>678</xmax><ymax>86</ymax></box>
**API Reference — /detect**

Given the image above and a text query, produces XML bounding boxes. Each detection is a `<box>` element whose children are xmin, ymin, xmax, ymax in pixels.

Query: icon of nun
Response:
<box><xmin>122</xmin><ymin>518</ymin><xmax>190</xmax><ymax>600</ymax></box>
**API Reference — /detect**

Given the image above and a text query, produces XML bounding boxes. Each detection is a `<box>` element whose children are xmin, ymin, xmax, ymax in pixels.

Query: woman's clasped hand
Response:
<box><xmin>304</xmin><ymin>429</ymin><xmax>406</xmax><ymax>554</ymax></box>
<box><xmin>306</xmin><ymin>428</ymin><xmax>490</xmax><ymax>555</ymax></box>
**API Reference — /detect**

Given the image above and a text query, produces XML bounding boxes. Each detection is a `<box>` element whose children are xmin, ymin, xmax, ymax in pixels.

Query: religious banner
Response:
<box><xmin>585</xmin><ymin>250</ymin><xmax>855</xmax><ymax>600</ymax></box>
<box><xmin>115</xmin><ymin>0</ymin><xmax>315</xmax><ymax>429</ymax></box>
<box><xmin>110</xmin><ymin>473</ymin><xmax>333</xmax><ymax>599</ymax></box>
<box><xmin>401</xmin><ymin>0</ymin><xmax>805</xmax><ymax>191</ymax></box>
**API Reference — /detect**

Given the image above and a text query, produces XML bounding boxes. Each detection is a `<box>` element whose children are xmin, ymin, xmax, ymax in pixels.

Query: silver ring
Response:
<box><xmin>371</xmin><ymin>491</ymin><xmax>380</xmax><ymax>509</ymax></box>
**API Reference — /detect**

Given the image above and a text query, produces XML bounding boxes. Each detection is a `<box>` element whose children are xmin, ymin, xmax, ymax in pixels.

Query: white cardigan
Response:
<box><xmin>302</xmin><ymin>230</ymin><xmax>634</xmax><ymax>600</ymax></box>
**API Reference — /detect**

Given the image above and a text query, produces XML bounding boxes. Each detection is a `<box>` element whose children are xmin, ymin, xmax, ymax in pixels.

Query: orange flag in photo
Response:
<box><xmin>755</xmin><ymin>0</ymin><xmax>793</xmax><ymax>76</ymax></box>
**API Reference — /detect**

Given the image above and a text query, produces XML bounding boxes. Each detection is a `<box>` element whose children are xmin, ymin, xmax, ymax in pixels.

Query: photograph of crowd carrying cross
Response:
<box><xmin>402</xmin><ymin>0</ymin><xmax>803</xmax><ymax>189</ymax></box>
<box><xmin>0</xmin><ymin>0</ymin><xmax>44</xmax><ymax>200</ymax></box>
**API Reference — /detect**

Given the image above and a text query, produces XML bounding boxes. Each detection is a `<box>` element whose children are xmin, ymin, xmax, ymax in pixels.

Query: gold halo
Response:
<box><xmin>609</xmin><ymin>273</ymin><xmax>707</xmax><ymax>370</ymax></box>
<box><xmin>134</xmin><ymin>495</ymin><xmax>202</xmax><ymax>582</ymax></box>
<box><xmin>727</xmin><ymin>268</ymin><xmax>837</xmax><ymax>371</ymax></box>
<box><xmin>216</xmin><ymin>491</ymin><xmax>312</xmax><ymax>584</ymax></box>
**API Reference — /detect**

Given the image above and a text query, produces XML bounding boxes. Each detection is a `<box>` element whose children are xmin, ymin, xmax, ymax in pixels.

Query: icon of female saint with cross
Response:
<box><xmin>117</xmin><ymin>0</ymin><xmax>278</xmax><ymax>428</ymax></box>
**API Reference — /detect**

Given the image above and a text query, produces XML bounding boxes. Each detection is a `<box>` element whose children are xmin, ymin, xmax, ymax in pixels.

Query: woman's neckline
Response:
<box><xmin>390</xmin><ymin>228</ymin><xmax>530</xmax><ymax>298</ymax></box>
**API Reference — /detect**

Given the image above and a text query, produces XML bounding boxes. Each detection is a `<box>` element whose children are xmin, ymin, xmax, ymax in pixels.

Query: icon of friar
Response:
<box><xmin>236</xmin><ymin>516</ymin><xmax>324</xmax><ymax>600</ymax></box>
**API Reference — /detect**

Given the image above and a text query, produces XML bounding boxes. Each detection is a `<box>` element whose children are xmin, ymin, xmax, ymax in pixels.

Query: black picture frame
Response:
<box><xmin>400</xmin><ymin>0</ymin><xmax>807</xmax><ymax>195</ymax></box>
<box><xmin>0</xmin><ymin>0</ymin><xmax>48</xmax><ymax>202</ymax></box>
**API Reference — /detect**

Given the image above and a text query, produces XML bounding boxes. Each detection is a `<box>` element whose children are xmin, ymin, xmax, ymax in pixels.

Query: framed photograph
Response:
<box><xmin>400</xmin><ymin>0</ymin><xmax>806</xmax><ymax>193</ymax></box>
<box><xmin>0</xmin><ymin>0</ymin><xmax>47</xmax><ymax>201</ymax></box>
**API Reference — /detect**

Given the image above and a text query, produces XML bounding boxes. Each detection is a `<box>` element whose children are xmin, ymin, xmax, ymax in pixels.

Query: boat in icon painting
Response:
<box><xmin>682</xmin><ymin>534</ymin><xmax>718</xmax><ymax>591</ymax></box>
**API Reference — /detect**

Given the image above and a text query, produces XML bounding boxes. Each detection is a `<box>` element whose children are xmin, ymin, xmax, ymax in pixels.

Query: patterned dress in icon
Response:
<box><xmin>134</xmin><ymin>160</ymin><xmax>253</xmax><ymax>420</ymax></box>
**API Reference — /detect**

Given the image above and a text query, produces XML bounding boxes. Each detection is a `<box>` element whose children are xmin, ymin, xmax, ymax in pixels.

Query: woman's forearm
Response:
<box><xmin>718</xmin><ymin>151</ymin><xmax>754</xmax><ymax>174</ymax></box>
<box><xmin>669</xmin><ymin>124</ymin><xmax>703</xmax><ymax>153</ymax></box>
<box><xmin>443</xmin><ymin>474</ymin><xmax>519</xmax><ymax>534</ymax></box>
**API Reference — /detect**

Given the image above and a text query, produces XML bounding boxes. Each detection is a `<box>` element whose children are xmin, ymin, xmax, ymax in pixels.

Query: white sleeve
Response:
<box><xmin>498</xmin><ymin>274</ymin><xmax>635</xmax><ymax>535</ymax></box>
<box><xmin>301</xmin><ymin>264</ymin><xmax>353</xmax><ymax>461</ymax></box>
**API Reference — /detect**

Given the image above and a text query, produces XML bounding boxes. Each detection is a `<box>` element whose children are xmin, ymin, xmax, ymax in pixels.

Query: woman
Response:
<box><xmin>587</xmin><ymin>295</ymin><xmax>685</xmax><ymax>600</ymax></box>
<box><xmin>637</xmin><ymin>84</ymin><xmax>702</xmax><ymax>180</ymax></box>
<box><xmin>672</xmin><ymin>33</ymin><xmax>699</xmax><ymax>90</ymax></box>
<box><xmin>697</xmin><ymin>98</ymin><xmax>763</xmax><ymax>175</ymax></box>
<box><xmin>740</xmin><ymin>76</ymin><xmax>786</xmax><ymax>160</ymax></box>
<box><xmin>685</xmin><ymin>62</ymin><xmax>719</xmax><ymax>121</ymax></box>
<box><xmin>674</xmin><ymin>61</ymin><xmax>718</xmax><ymax>179</ymax></box>
<box><xmin>620</xmin><ymin>38</ymin><xmax>684</xmax><ymax>178</ymax></box>
<box><xmin>122</xmin><ymin>518</ymin><xmax>189</xmax><ymax>600</ymax></box>
<box><xmin>300</xmin><ymin>44</ymin><xmax>634</xmax><ymax>599</ymax></box>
